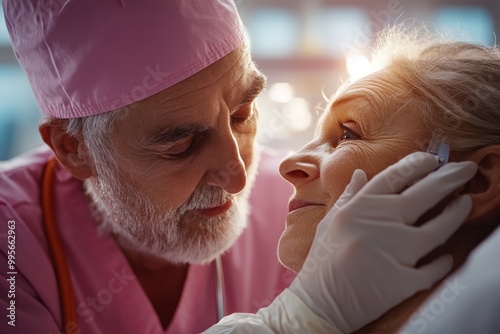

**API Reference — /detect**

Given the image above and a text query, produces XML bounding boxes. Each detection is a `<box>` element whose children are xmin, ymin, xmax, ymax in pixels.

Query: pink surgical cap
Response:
<box><xmin>2</xmin><ymin>0</ymin><xmax>246</xmax><ymax>118</ymax></box>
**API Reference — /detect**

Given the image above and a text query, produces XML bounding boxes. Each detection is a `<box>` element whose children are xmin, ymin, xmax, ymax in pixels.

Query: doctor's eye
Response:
<box><xmin>160</xmin><ymin>136</ymin><xmax>196</xmax><ymax>159</ymax></box>
<box><xmin>231</xmin><ymin>104</ymin><xmax>256</xmax><ymax>129</ymax></box>
<box><xmin>340</xmin><ymin>124</ymin><xmax>360</xmax><ymax>141</ymax></box>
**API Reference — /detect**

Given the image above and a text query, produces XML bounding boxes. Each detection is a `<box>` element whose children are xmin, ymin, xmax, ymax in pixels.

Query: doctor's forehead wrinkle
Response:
<box><xmin>140</xmin><ymin>72</ymin><xmax>264</xmax><ymax>148</ymax></box>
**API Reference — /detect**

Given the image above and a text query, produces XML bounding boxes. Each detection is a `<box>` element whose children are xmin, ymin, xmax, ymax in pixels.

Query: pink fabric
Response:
<box><xmin>2</xmin><ymin>0</ymin><xmax>245</xmax><ymax>118</ymax></box>
<box><xmin>0</xmin><ymin>146</ymin><xmax>294</xmax><ymax>334</ymax></box>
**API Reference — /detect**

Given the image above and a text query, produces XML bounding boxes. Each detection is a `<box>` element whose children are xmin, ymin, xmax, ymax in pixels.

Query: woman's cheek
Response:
<box><xmin>321</xmin><ymin>145</ymin><xmax>367</xmax><ymax>191</ymax></box>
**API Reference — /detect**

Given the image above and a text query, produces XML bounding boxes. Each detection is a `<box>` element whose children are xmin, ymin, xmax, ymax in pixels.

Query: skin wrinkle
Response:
<box><xmin>281</xmin><ymin>80</ymin><xmax>458</xmax><ymax>331</ymax></box>
<box><xmin>143</xmin><ymin>124</ymin><xmax>211</xmax><ymax>148</ymax></box>
<box><xmin>106</xmin><ymin>53</ymin><xmax>261</xmax><ymax>200</ymax></box>
<box><xmin>127</xmin><ymin>69</ymin><xmax>263</xmax><ymax>171</ymax></box>
<box><xmin>278</xmin><ymin>73</ymin><xmax>427</xmax><ymax>273</ymax></box>
<box><xmin>329</xmin><ymin>99</ymin><xmax>379</xmax><ymax>139</ymax></box>
<box><xmin>77</xmin><ymin>44</ymin><xmax>260</xmax><ymax>267</ymax></box>
<box><xmin>336</xmin><ymin>85</ymin><xmax>409</xmax><ymax>130</ymax></box>
<box><xmin>280</xmin><ymin>28</ymin><xmax>500</xmax><ymax>330</ymax></box>
<box><xmin>322</xmin><ymin>88</ymin><xmax>424</xmax><ymax>156</ymax></box>
<box><xmin>34</xmin><ymin>39</ymin><xmax>265</xmax><ymax>328</ymax></box>
<box><xmin>42</xmin><ymin>22</ymin><xmax>500</xmax><ymax>331</ymax></box>
<box><xmin>147</xmin><ymin>48</ymin><xmax>251</xmax><ymax>107</ymax></box>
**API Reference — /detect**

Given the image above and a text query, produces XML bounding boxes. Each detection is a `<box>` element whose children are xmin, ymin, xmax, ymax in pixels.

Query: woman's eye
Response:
<box><xmin>341</xmin><ymin>129</ymin><xmax>354</xmax><ymax>140</ymax></box>
<box><xmin>340</xmin><ymin>125</ymin><xmax>360</xmax><ymax>141</ymax></box>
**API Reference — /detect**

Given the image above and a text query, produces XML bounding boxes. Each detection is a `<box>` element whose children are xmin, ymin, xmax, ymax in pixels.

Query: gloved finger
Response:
<box><xmin>414</xmin><ymin>195</ymin><xmax>472</xmax><ymax>256</ymax></box>
<box><xmin>316</xmin><ymin>169</ymin><xmax>368</xmax><ymax>236</ymax></box>
<box><xmin>332</xmin><ymin>169</ymin><xmax>368</xmax><ymax>210</ymax></box>
<box><xmin>358</xmin><ymin>152</ymin><xmax>438</xmax><ymax>195</ymax></box>
<box><xmin>380</xmin><ymin>195</ymin><xmax>471</xmax><ymax>265</ymax></box>
<box><xmin>410</xmin><ymin>254</ymin><xmax>454</xmax><ymax>291</ymax></box>
<box><xmin>399</xmin><ymin>162</ymin><xmax>477</xmax><ymax>224</ymax></box>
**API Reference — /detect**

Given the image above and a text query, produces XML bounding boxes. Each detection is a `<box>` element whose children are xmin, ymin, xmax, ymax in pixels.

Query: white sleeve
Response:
<box><xmin>399</xmin><ymin>226</ymin><xmax>500</xmax><ymax>334</ymax></box>
<box><xmin>203</xmin><ymin>288</ymin><xmax>343</xmax><ymax>334</ymax></box>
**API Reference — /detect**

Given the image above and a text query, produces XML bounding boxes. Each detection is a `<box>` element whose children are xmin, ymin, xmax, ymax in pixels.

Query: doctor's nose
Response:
<box><xmin>279</xmin><ymin>151</ymin><xmax>320</xmax><ymax>187</ymax></box>
<box><xmin>205</xmin><ymin>136</ymin><xmax>247</xmax><ymax>195</ymax></box>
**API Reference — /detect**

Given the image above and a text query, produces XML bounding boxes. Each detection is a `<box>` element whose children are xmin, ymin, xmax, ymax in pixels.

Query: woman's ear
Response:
<box><xmin>460</xmin><ymin>145</ymin><xmax>500</xmax><ymax>223</ymax></box>
<box><xmin>39</xmin><ymin>119</ymin><xmax>94</xmax><ymax>180</ymax></box>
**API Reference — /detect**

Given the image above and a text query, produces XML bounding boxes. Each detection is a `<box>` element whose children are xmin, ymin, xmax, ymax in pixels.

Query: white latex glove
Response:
<box><xmin>290</xmin><ymin>152</ymin><xmax>477</xmax><ymax>333</ymax></box>
<box><xmin>204</xmin><ymin>288</ymin><xmax>342</xmax><ymax>334</ymax></box>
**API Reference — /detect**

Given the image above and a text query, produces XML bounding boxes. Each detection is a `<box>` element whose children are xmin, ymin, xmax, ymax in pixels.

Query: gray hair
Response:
<box><xmin>335</xmin><ymin>23</ymin><xmax>500</xmax><ymax>152</ymax></box>
<box><xmin>40</xmin><ymin>108</ymin><xmax>123</xmax><ymax>168</ymax></box>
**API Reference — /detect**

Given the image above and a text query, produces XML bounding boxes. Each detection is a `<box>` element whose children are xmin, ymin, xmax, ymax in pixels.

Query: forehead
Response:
<box><xmin>319</xmin><ymin>72</ymin><xmax>410</xmax><ymax>125</ymax></box>
<box><xmin>123</xmin><ymin>44</ymin><xmax>258</xmax><ymax>126</ymax></box>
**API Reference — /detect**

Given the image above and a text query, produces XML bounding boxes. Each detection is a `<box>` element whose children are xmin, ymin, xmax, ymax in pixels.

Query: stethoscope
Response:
<box><xmin>41</xmin><ymin>157</ymin><xmax>226</xmax><ymax>332</ymax></box>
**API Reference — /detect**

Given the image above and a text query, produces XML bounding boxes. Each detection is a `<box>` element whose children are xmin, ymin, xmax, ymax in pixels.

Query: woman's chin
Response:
<box><xmin>277</xmin><ymin>227</ymin><xmax>314</xmax><ymax>273</ymax></box>
<box><xmin>278</xmin><ymin>207</ymin><xmax>327</xmax><ymax>272</ymax></box>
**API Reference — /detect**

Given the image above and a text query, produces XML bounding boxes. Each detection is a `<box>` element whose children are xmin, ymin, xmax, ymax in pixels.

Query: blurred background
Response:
<box><xmin>0</xmin><ymin>0</ymin><xmax>498</xmax><ymax>160</ymax></box>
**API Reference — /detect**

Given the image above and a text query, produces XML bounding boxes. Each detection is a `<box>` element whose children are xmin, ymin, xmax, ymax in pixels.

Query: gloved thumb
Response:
<box><xmin>333</xmin><ymin>169</ymin><xmax>368</xmax><ymax>210</ymax></box>
<box><xmin>316</xmin><ymin>169</ymin><xmax>368</xmax><ymax>237</ymax></box>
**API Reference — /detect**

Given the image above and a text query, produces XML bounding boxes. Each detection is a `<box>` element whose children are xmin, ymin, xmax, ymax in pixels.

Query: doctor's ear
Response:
<box><xmin>39</xmin><ymin>119</ymin><xmax>94</xmax><ymax>180</ymax></box>
<box><xmin>459</xmin><ymin>145</ymin><xmax>500</xmax><ymax>224</ymax></box>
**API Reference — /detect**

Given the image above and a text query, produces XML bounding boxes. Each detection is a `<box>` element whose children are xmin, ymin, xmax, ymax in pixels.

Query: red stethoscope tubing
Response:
<box><xmin>40</xmin><ymin>157</ymin><xmax>226</xmax><ymax>330</ymax></box>
<box><xmin>41</xmin><ymin>157</ymin><xmax>78</xmax><ymax>332</ymax></box>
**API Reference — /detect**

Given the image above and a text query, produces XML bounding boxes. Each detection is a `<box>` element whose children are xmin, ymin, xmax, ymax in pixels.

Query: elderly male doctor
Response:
<box><xmin>0</xmin><ymin>1</ymin><xmax>475</xmax><ymax>333</ymax></box>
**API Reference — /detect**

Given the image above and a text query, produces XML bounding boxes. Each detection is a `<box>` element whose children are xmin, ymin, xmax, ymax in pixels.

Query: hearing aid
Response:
<box><xmin>426</xmin><ymin>133</ymin><xmax>450</xmax><ymax>167</ymax></box>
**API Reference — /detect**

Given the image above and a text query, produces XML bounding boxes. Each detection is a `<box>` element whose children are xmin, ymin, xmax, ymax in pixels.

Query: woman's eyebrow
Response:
<box><xmin>315</xmin><ymin>93</ymin><xmax>373</xmax><ymax>136</ymax></box>
<box><xmin>331</xmin><ymin>91</ymin><xmax>363</xmax><ymax>110</ymax></box>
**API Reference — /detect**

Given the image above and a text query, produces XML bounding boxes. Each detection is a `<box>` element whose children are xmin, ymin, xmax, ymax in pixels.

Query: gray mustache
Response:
<box><xmin>180</xmin><ymin>186</ymin><xmax>233</xmax><ymax>212</ymax></box>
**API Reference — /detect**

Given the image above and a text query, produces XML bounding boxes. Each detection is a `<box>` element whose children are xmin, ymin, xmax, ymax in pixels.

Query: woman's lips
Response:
<box><xmin>288</xmin><ymin>199</ymin><xmax>322</xmax><ymax>213</ymax></box>
<box><xmin>196</xmin><ymin>200</ymin><xmax>233</xmax><ymax>217</ymax></box>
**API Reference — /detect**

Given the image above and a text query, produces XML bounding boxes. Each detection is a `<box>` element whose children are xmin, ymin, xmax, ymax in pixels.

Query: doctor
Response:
<box><xmin>0</xmin><ymin>1</ymin><xmax>474</xmax><ymax>333</ymax></box>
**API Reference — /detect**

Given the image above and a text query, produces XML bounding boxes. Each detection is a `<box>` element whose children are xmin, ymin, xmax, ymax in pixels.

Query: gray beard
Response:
<box><xmin>84</xmin><ymin>149</ymin><xmax>260</xmax><ymax>264</ymax></box>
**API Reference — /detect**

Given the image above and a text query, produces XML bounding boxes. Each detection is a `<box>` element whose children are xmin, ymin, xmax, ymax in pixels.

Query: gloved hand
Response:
<box><xmin>290</xmin><ymin>152</ymin><xmax>477</xmax><ymax>333</ymax></box>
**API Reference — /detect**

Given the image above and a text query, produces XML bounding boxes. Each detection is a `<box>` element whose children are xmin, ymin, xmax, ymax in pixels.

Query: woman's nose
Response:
<box><xmin>279</xmin><ymin>151</ymin><xmax>320</xmax><ymax>187</ymax></box>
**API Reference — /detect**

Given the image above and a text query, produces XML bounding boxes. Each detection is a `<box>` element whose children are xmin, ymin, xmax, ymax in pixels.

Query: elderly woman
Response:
<box><xmin>279</xmin><ymin>25</ymin><xmax>500</xmax><ymax>333</ymax></box>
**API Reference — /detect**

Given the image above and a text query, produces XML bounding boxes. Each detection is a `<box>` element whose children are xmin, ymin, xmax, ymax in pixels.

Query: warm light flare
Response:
<box><xmin>269</xmin><ymin>82</ymin><xmax>295</xmax><ymax>103</ymax></box>
<box><xmin>283</xmin><ymin>97</ymin><xmax>312</xmax><ymax>132</ymax></box>
<box><xmin>346</xmin><ymin>54</ymin><xmax>377</xmax><ymax>81</ymax></box>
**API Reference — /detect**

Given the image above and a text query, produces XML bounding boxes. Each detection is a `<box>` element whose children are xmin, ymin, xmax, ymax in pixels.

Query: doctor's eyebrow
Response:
<box><xmin>234</xmin><ymin>71</ymin><xmax>266</xmax><ymax>109</ymax></box>
<box><xmin>144</xmin><ymin>73</ymin><xmax>266</xmax><ymax>146</ymax></box>
<box><xmin>145</xmin><ymin>124</ymin><xmax>210</xmax><ymax>146</ymax></box>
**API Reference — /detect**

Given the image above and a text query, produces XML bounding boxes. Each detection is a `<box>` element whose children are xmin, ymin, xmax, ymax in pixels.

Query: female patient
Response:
<box><xmin>278</xmin><ymin>25</ymin><xmax>500</xmax><ymax>332</ymax></box>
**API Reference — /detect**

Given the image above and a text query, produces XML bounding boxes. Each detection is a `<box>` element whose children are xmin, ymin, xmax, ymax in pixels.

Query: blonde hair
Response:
<box><xmin>333</xmin><ymin>23</ymin><xmax>500</xmax><ymax>151</ymax></box>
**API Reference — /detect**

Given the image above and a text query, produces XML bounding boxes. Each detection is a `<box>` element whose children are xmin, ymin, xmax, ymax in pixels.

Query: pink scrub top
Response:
<box><xmin>0</xmin><ymin>146</ymin><xmax>294</xmax><ymax>334</ymax></box>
